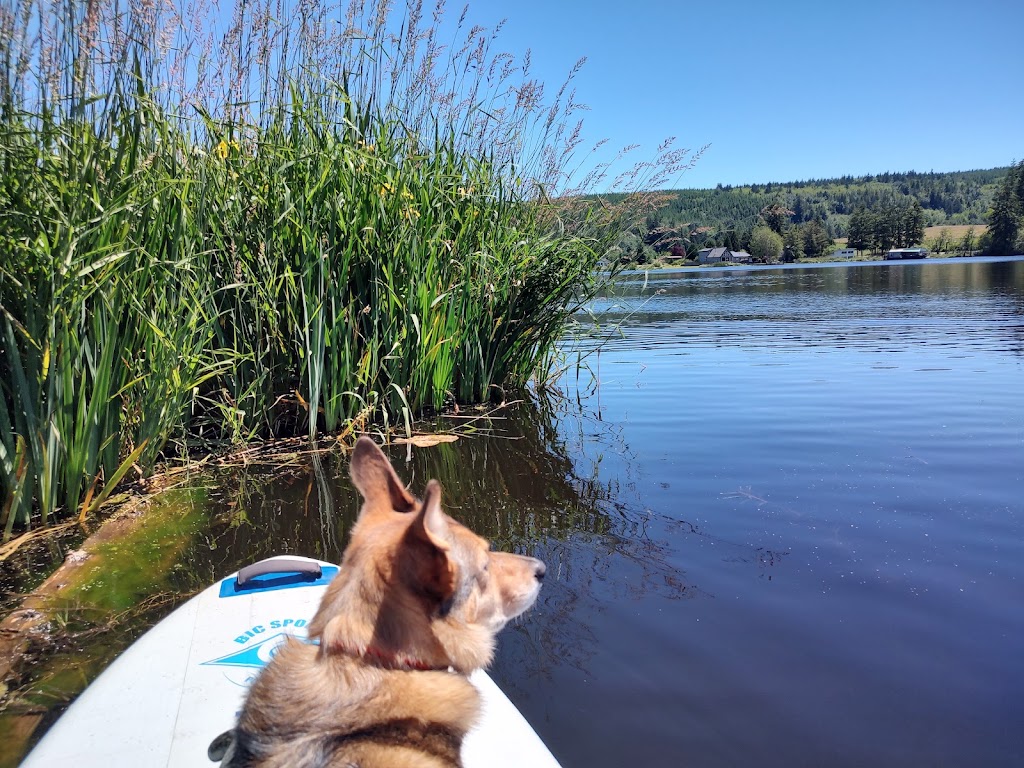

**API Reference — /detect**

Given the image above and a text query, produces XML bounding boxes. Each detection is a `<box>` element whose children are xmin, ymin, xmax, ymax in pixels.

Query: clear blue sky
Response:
<box><xmin>459</xmin><ymin>0</ymin><xmax>1023</xmax><ymax>190</ymax></box>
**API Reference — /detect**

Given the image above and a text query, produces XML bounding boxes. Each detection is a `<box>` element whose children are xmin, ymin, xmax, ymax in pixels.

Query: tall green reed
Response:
<box><xmin>0</xmin><ymin>0</ymin><xmax>698</xmax><ymax>534</ymax></box>
<box><xmin>0</xmin><ymin>94</ymin><xmax>221</xmax><ymax>532</ymax></box>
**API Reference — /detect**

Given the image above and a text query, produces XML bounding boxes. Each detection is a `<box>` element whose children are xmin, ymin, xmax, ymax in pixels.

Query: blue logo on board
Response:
<box><xmin>199</xmin><ymin>618</ymin><xmax>319</xmax><ymax>689</ymax></box>
<box><xmin>201</xmin><ymin>632</ymin><xmax>290</xmax><ymax>669</ymax></box>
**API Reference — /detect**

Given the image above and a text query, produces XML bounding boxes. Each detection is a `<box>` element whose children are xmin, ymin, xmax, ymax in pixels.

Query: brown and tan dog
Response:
<box><xmin>219</xmin><ymin>436</ymin><xmax>546</xmax><ymax>768</ymax></box>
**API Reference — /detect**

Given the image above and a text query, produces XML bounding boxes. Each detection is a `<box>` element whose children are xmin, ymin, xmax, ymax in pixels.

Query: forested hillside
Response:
<box><xmin>609</xmin><ymin>167</ymin><xmax>1009</xmax><ymax>260</ymax></box>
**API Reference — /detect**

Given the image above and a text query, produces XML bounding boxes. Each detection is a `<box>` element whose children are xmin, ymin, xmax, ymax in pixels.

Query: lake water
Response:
<box><xmin>526</xmin><ymin>256</ymin><xmax>1024</xmax><ymax>766</ymax></box>
<box><xmin>8</xmin><ymin>256</ymin><xmax>1024</xmax><ymax>767</ymax></box>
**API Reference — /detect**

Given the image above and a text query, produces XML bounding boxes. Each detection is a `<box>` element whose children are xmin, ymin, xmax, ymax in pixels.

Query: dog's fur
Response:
<box><xmin>220</xmin><ymin>436</ymin><xmax>545</xmax><ymax>768</ymax></box>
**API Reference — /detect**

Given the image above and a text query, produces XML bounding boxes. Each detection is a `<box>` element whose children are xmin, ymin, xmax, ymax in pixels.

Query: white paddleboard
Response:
<box><xmin>21</xmin><ymin>556</ymin><xmax>560</xmax><ymax>768</ymax></box>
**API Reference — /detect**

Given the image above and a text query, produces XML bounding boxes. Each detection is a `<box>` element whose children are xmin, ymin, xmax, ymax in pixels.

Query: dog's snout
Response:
<box><xmin>534</xmin><ymin>560</ymin><xmax>546</xmax><ymax>582</ymax></box>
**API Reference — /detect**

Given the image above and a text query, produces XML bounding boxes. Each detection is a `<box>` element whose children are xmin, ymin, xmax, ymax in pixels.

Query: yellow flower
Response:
<box><xmin>401</xmin><ymin>189</ymin><xmax>414</xmax><ymax>201</ymax></box>
<box><xmin>215</xmin><ymin>139</ymin><xmax>240</xmax><ymax>159</ymax></box>
<box><xmin>380</xmin><ymin>183</ymin><xmax>394</xmax><ymax>196</ymax></box>
<box><xmin>402</xmin><ymin>207</ymin><xmax>421</xmax><ymax>221</ymax></box>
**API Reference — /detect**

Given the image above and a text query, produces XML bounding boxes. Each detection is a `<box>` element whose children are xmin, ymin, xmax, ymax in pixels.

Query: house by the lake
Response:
<box><xmin>885</xmin><ymin>247</ymin><xmax>929</xmax><ymax>260</ymax></box>
<box><xmin>697</xmin><ymin>247</ymin><xmax>753</xmax><ymax>264</ymax></box>
<box><xmin>833</xmin><ymin>248</ymin><xmax>856</xmax><ymax>259</ymax></box>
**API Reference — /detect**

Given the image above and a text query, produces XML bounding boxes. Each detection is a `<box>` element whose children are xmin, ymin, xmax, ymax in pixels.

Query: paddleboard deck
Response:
<box><xmin>22</xmin><ymin>556</ymin><xmax>559</xmax><ymax>767</ymax></box>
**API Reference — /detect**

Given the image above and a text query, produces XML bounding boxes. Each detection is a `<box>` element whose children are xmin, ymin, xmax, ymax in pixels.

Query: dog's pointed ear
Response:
<box><xmin>411</xmin><ymin>480</ymin><xmax>452</xmax><ymax>552</ymax></box>
<box><xmin>350</xmin><ymin>437</ymin><xmax>416</xmax><ymax>514</ymax></box>
<box><xmin>409</xmin><ymin>480</ymin><xmax>458</xmax><ymax>609</ymax></box>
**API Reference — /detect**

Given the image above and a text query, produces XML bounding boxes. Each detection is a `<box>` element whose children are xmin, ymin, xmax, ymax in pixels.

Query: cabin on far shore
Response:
<box><xmin>833</xmin><ymin>248</ymin><xmax>856</xmax><ymax>259</ymax></box>
<box><xmin>697</xmin><ymin>247</ymin><xmax>753</xmax><ymax>264</ymax></box>
<box><xmin>885</xmin><ymin>247</ymin><xmax>929</xmax><ymax>260</ymax></box>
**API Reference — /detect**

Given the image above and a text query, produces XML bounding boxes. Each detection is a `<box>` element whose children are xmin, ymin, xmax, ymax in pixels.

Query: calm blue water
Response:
<box><xmin>491</xmin><ymin>257</ymin><xmax>1024</xmax><ymax>767</ymax></box>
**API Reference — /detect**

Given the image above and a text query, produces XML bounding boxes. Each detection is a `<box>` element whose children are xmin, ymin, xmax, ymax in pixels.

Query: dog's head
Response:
<box><xmin>307</xmin><ymin>437</ymin><xmax>545</xmax><ymax>673</ymax></box>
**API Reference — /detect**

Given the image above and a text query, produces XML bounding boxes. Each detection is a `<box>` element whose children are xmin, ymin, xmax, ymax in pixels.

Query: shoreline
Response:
<box><xmin>615</xmin><ymin>252</ymin><xmax>1024</xmax><ymax>275</ymax></box>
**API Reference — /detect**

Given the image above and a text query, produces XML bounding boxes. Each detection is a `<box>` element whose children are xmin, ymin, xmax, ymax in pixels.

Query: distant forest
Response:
<box><xmin>606</xmin><ymin>166</ymin><xmax>1010</xmax><ymax>261</ymax></box>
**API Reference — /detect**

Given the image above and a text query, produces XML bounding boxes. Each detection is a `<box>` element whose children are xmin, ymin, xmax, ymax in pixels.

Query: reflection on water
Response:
<box><xmin>197</xmin><ymin>395</ymin><xmax>614</xmax><ymax>560</ymax></box>
<box><xmin>6</xmin><ymin>257</ymin><xmax>1024</xmax><ymax>768</ymax></box>
<box><xmin>581</xmin><ymin>256</ymin><xmax>1024</xmax><ymax>356</ymax></box>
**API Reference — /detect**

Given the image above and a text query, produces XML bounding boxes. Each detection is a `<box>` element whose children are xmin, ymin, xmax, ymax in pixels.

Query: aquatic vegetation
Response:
<box><xmin>0</xmin><ymin>0</ymin><xmax>693</xmax><ymax>532</ymax></box>
<box><xmin>0</xmin><ymin>489</ymin><xmax>210</xmax><ymax>768</ymax></box>
<box><xmin>53</xmin><ymin>489</ymin><xmax>209</xmax><ymax>615</ymax></box>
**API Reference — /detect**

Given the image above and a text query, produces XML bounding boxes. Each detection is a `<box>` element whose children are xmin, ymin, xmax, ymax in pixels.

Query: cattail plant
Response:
<box><xmin>0</xmin><ymin>0</ymin><xmax>699</xmax><ymax>536</ymax></box>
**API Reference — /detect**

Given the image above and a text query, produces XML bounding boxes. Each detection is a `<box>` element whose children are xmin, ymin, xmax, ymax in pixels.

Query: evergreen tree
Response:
<box><xmin>1013</xmin><ymin>160</ymin><xmax>1024</xmax><ymax>254</ymax></box>
<box><xmin>987</xmin><ymin>165</ymin><xmax>1021</xmax><ymax>255</ymax></box>
<box><xmin>783</xmin><ymin>226</ymin><xmax>805</xmax><ymax>261</ymax></box>
<box><xmin>802</xmin><ymin>219</ymin><xmax>830</xmax><ymax>257</ymax></box>
<box><xmin>738</xmin><ymin>227</ymin><xmax>753</xmax><ymax>252</ymax></box>
<box><xmin>723</xmin><ymin>228</ymin><xmax>740</xmax><ymax>251</ymax></box>
<box><xmin>1014</xmin><ymin>160</ymin><xmax>1024</xmax><ymax>208</ymax></box>
<box><xmin>903</xmin><ymin>200</ymin><xmax>925</xmax><ymax>246</ymax></box>
<box><xmin>876</xmin><ymin>205</ymin><xmax>899</xmax><ymax>252</ymax></box>
<box><xmin>847</xmin><ymin>206</ymin><xmax>871</xmax><ymax>253</ymax></box>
